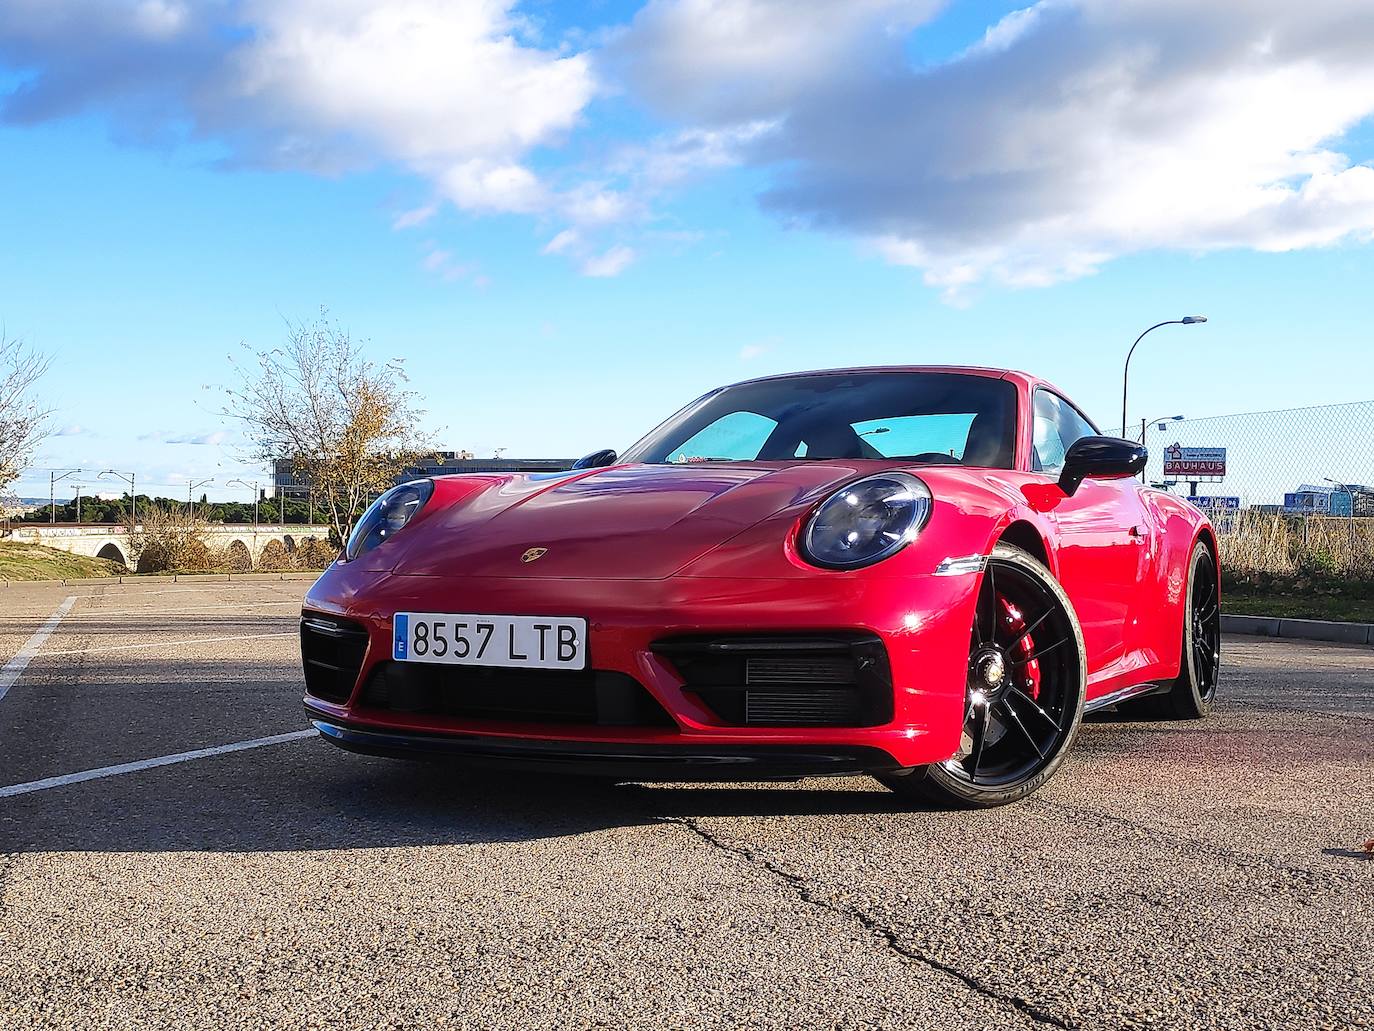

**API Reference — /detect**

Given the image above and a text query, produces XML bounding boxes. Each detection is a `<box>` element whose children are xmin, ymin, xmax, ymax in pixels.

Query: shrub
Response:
<box><xmin>127</xmin><ymin>506</ymin><xmax>212</xmax><ymax>573</ymax></box>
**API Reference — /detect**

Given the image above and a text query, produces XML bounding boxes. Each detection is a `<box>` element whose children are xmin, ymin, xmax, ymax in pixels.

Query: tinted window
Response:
<box><xmin>1032</xmin><ymin>390</ymin><xmax>1098</xmax><ymax>472</ymax></box>
<box><xmin>622</xmin><ymin>372</ymin><xmax>1018</xmax><ymax>468</ymax></box>
<box><xmin>669</xmin><ymin>411</ymin><xmax>778</xmax><ymax>464</ymax></box>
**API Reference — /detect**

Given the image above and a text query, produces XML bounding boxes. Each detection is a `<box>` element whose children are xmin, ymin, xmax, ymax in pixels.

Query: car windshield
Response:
<box><xmin>621</xmin><ymin>371</ymin><xmax>1018</xmax><ymax>468</ymax></box>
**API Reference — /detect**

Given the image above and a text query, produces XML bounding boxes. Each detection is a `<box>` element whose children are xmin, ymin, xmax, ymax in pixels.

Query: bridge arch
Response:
<box><xmin>96</xmin><ymin>541</ymin><xmax>128</xmax><ymax>567</ymax></box>
<box><xmin>225</xmin><ymin>539</ymin><xmax>253</xmax><ymax>572</ymax></box>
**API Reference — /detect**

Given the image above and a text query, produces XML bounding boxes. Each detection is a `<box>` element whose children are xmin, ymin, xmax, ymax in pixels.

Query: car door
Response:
<box><xmin>1031</xmin><ymin>389</ymin><xmax>1151</xmax><ymax>678</ymax></box>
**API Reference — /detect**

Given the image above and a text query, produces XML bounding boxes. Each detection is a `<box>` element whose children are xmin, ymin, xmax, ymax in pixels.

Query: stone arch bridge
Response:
<box><xmin>1</xmin><ymin>523</ymin><xmax>332</xmax><ymax>572</ymax></box>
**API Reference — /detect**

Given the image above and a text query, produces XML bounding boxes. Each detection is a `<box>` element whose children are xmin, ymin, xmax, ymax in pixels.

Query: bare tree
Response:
<box><xmin>0</xmin><ymin>334</ymin><xmax>52</xmax><ymax>493</ymax></box>
<box><xmin>225</xmin><ymin>312</ymin><xmax>433</xmax><ymax>547</ymax></box>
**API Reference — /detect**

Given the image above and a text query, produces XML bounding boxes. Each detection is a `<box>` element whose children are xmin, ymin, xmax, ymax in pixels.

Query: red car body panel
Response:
<box><xmin>302</xmin><ymin>366</ymin><xmax>1216</xmax><ymax>773</ymax></box>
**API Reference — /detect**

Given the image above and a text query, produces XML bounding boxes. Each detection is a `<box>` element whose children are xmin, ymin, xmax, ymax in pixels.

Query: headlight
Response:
<box><xmin>800</xmin><ymin>472</ymin><xmax>932</xmax><ymax>569</ymax></box>
<box><xmin>345</xmin><ymin>479</ymin><xmax>434</xmax><ymax>561</ymax></box>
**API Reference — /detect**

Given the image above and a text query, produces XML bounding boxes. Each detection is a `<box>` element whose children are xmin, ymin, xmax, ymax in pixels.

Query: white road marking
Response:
<box><xmin>39</xmin><ymin>631</ymin><xmax>296</xmax><ymax>657</ymax></box>
<box><xmin>0</xmin><ymin>596</ymin><xmax>76</xmax><ymax>703</ymax></box>
<box><xmin>50</xmin><ymin>601</ymin><xmax>301</xmax><ymax>620</ymax></box>
<box><xmin>0</xmin><ymin>729</ymin><xmax>316</xmax><ymax>799</ymax></box>
<box><xmin>8</xmin><ymin>583</ymin><xmax>308</xmax><ymax>604</ymax></box>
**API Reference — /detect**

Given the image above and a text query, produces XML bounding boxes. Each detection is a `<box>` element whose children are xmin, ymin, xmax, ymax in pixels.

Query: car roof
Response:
<box><xmin>725</xmin><ymin>365</ymin><xmax>1043</xmax><ymax>391</ymax></box>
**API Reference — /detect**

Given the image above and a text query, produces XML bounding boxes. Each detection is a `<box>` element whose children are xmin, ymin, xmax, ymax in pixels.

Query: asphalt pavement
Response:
<box><xmin>0</xmin><ymin>579</ymin><xmax>1370</xmax><ymax>1030</ymax></box>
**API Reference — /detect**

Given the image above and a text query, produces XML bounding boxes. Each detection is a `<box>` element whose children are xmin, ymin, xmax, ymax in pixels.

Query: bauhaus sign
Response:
<box><xmin>1163</xmin><ymin>443</ymin><xmax>1227</xmax><ymax>478</ymax></box>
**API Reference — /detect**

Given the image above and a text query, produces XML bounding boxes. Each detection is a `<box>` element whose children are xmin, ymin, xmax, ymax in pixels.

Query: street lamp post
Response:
<box><xmin>50</xmin><ymin>468</ymin><xmax>81</xmax><ymax>524</ymax></box>
<box><xmin>1121</xmin><ymin>316</ymin><xmax>1208</xmax><ymax>436</ymax></box>
<box><xmin>187</xmin><ymin>478</ymin><xmax>214</xmax><ymax>521</ymax></box>
<box><xmin>227</xmin><ymin>479</ymin><xmax>260</xmax><ymax>528</ymax></box>
<box><xmin>99</xmin><ymin>469</ymin><xmax>136</xmax><ymax>523</ymax></box>
<box><xmin>1140</xmin><ymin>414</ymin><xmax>1185</xmax><ymax>444</ymax></box>
<box><xmin>1139</xmin><ymin>415</ymin><xmax>1185</xmax><ymax>482</ymax></box>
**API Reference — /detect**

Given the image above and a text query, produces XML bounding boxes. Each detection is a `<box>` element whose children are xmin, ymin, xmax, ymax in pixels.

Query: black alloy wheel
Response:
<box><xmin>880</xmin><ymin>543</ymin><xmax>1087</xmax><ymax>809</ymax></box>
<box><xmin>1130</xmin><ymin>541</ymin><xmax>1220</xmax><ymax>720</ymax></box>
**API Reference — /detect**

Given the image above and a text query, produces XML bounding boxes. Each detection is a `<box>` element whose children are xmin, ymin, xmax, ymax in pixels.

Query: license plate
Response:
<box><xmin>392</xmin><ymin>612</ymin><xmax>587</xmax><ymax>670</ymax></box>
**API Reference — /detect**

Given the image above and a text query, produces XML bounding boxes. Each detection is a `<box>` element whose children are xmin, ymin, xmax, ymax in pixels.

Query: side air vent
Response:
<box><xmin>301</xmin><ymin>613</ymin><xmax>370</xmax><ymax>703</ymax></box>
<box><xmin>652</xmin><ymin>634</ymin><xmax>893</xmax><ymax>728</ymax></box>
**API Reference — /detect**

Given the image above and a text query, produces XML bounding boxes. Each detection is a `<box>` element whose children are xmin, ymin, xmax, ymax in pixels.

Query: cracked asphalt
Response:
<box><xmin>0</xmin><ymin>580</ymin><xmax>1370</xmax><ymax>1030</ymax></box>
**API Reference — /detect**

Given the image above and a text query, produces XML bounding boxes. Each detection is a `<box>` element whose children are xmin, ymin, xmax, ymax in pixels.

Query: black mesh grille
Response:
<box><xmin>301</xmin><ymin>613</ymin><xmax>370</xmax><ymax>703</ymax></box>
<box><xmin>359</xmin><ymin>661</ymin><xmax>677</xmax><ymax>728</ymax></box>
<box><xmin>653</xmin><ymin>634</ymin><xmax>893</xmax><ymax>728</ymax></box>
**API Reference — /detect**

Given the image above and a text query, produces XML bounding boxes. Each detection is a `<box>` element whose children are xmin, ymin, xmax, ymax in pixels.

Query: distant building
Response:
<box><xmin>403</xmin><ymin>453</ymin><xmax>574</xmax><ymax>479</ymax></box>
<box><xmin>1283</xmin><ymin>482</ymin><xmax>1374</xmax><ymax>517</ymax></box>
<box><xmin>272</xmin><ymin>453</ymin><xmax>575</xmax><ymax>497</ymax></box>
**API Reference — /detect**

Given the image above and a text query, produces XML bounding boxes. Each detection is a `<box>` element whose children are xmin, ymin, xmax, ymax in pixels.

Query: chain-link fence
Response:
<box><xmin>1115</xmin><ymin>399</ymin><xmax>1374</xmax><ymax>579</ymax></box>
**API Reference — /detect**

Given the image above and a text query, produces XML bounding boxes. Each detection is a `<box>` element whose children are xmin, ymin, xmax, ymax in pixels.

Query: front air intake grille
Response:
<box><xmin>652</xmin><ymin>634</ymin><xmax>893</xmax><ymax>728</ymax></box>
<box><xmin>301</xmin><ymin>613</ymin><xmax>370</xmax><ymax>703</ymax></box>
<box><xmin>359</xmin><ymin>662</ymin><xmax>677</xmax><ymax>729</ymax></box>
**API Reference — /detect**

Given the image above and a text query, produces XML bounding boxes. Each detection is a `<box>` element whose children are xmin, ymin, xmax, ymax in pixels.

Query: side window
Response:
<box><xmin>1032</xmin><ymin>391</ymin><xmax>1097</xmax><ymax>473</ymax></box>
<box><xmin>670</xmin><ymin>410</ymin><xmax>777</xmax><ymax>463</ymax></box>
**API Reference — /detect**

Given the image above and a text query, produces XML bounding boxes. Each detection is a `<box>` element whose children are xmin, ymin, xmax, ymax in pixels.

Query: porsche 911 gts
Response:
<box><xmin>300</xmin><ymin>366</ymin><xmax>1220</xmax><ymax>807</ymax></box>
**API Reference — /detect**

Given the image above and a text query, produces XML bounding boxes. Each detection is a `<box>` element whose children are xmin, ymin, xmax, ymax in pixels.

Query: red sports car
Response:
<box><xmin>301</xmin><ymin>367</ymin><xmax>1220</xmax><ymax>807</ymax></box>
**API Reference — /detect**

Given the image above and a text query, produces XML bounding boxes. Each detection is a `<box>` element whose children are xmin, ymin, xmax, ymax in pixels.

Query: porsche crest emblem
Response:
<box><xmin>521</xmin><ymin>547</ymin><xmax>548</xmax><ymax>564</ymax></box>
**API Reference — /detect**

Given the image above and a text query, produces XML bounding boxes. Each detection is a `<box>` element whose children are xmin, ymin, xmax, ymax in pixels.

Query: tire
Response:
<box><xmin>878</xmin><ymin>543</ymin><xmax>1087</xmax><ymax>809</ymax></box>
<box><xmin>1129</xmin><ymin>541</ymin><xmax>1220</xmax><ymax>721</ymax></box>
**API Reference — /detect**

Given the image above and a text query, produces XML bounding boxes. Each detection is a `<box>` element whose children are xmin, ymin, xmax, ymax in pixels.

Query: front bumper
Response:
<box><xmin>301</xmin><ymin>563</ymin><xmax>982</xmax><ymax>770</ymax></box>
<box><xmin>312</xmin><ymin>718</ymin><xmax>903</xmax><ymax>779</ymax></box>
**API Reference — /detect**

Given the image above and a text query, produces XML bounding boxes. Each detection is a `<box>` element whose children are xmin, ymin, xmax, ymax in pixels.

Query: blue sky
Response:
<box><xmin>3</xmin><ymin>0</ymin><xmax>1373</xmax><ymax>502</ymax></box>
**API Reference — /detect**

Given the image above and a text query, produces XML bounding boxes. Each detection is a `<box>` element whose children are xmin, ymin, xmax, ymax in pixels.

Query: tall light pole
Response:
<box><xmin>73</xmin><ymin>483</ymin><xmax>84</xmax><ymax>523</ymax></box>
<box><xmin>1140</xmin><ymin>414</ymin><xmax>1185</xmax><ymax>443</ymax></box>
<box><xmin>188</xmin><ymin>478</ymin><xmax>214</xmax><ymax>521</ymax></box>
<box><xmin>227</xmin><ymin>478</ymin><xmax>260</xmax><ymax>528</ymax></box>
<box><xmin>50</xmin><ymin>468</ymin><xmax>82</xmax><ymax>524</ymax></box>
<box><xmin>1121</xmin><ymin>316</ymin><xmax>1207</xmax><ymax>435</ymax></box>
<box><xmin>1139</xmin><ymin>415</ymin><xmax>1185</xmax><ymax>482</ymax></box>
<box><xmin>99</xmin><ymin>469</ymin><xmax>136</xmax><ymax>523</ymax></box>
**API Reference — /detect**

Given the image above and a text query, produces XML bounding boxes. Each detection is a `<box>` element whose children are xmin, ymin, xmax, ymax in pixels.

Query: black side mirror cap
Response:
<box><xmin>572</xmin><ymin>448</ymin><xmax>618</xmax><ymax>470</ymax></box>
<box><xmin>1058</xmin><ymin>436</ymin><xmax>1147</xmax><ymax>496</ymax></box>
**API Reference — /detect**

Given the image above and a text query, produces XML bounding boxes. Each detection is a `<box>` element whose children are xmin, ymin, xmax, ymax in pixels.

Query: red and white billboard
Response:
<box><xmin>1163</xmin><ymin>443</ymin><xmax>1226</xmax><ymax>478</ymax></box>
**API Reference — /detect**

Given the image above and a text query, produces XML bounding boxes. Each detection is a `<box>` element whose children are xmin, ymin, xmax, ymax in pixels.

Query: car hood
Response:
<box><xmin>386</xmin><ymin>462</ymin><xmax>887</xmax><ymax>580</ymax></box>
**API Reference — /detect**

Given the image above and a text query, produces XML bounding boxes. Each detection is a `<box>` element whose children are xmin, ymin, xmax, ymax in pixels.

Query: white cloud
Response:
<box><xmin>608</xmin><ymin>0</ymin><xmax>942</xmax><ymax>124</ymax></box>
<box><xmin>392</xmin><ymin>202</ymin><xmax>438</xmax><ymax>230</ymax></box>
<box><xmin>581</xmin><ymin>245</ymin><xmax>636</xmax><ymax>278</ymax></box>
<box><xmin>738</xmin><ymin>341</ymin><xmax>773</xmax><ymax>361</ymax></box>
<box><xmin>541</xmin><ymin>229</ymin><xmax>581</xmax><ymax>256</ymax></box>
<box><xmin>10</xmin><ymin>0</ymin><xmax>1374</xmax><ymax>292</ymax></box>
<box><xmin>612</xmin><ymin>0</ymin><xmax>1374</xmax><ymax>294</ymax></box>
<box><xmin>165</xmin><ymin>430</ymin><xmax>228</xmax><ymax>445</ymax></box>
<box><xmin>1</xmin><ymin>1</ymin><xmax>595</xmax><ymax>216</ymax></box>
<box><xmin>54</xmin><ymin>424</ymin><xmax>84</xmax><ymax>436</ymax></box>
<box><xmin>420</xmin><ymin>245</ymin><xmax>478</xmax><ymax>282</ymax></box>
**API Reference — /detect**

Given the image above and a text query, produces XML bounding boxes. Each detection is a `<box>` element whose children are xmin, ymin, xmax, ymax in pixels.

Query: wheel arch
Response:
<box><xmin>997</xmin><ymin>519</ymin><xmax>1052</xmax><ymax>573</ymax></box>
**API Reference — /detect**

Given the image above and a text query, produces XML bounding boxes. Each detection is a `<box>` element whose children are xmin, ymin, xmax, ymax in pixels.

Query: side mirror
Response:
<box><xmin>572</xmin><ymin>448</ymin><xmax>618</xmax><ymax>470</ymax></box>
<box><xmin>1058</xmin><ymin>436</ymin><xmax>1147</xmax><ymax>496</ymax></box>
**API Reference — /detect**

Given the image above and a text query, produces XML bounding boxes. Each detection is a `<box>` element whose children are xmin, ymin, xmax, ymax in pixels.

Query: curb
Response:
<box><xmin>1</xmin><ymin>571</ymin><xmax>324</xmax><ymax>587</ymax></box>
<box><xmin>1221</xmin><ymin>613</ymin><xmax>1373</xmax><ymax>646</ymax></box>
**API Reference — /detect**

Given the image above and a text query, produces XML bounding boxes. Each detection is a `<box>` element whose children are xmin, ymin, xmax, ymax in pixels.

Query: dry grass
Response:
<box><xmin>0</xmin><ymin>541</ymin><xmax>124</xmax><ymax>581</ymax></box>
<box><xmin>1220</xmin><ymin>510</ymin><xmax>1374</xmax><ymax>579</ymax></box>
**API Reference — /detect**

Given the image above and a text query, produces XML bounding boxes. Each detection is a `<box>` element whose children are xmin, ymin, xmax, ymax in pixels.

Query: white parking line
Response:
<box><xmin>0</xmin><ymin>596</ymin><xmax>76</xmax><ymax>703</ymax></box>
<box><xmin>0</xmin><ymin>729</ymin><xmax>317</xmax><ymax>799</ymax></box>
<box><xmin>52</xmin><ymin>602</ymin><xmax>302</xmax><ymax>620</ymax></box>
<box><xmin>39</xmin><ymin>631</ymin><xmax>297</xmax><ymax>657</ymax></box>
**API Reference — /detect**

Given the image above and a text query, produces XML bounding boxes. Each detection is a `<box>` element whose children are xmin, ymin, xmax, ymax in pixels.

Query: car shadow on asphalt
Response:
<box><xmin>0</xmin><ymin>740</ymin><xmax>927</xmax><ymax>854</ymax></box>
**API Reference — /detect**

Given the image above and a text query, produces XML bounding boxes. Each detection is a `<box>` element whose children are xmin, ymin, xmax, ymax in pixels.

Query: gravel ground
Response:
<box><xmin>0</xmin><ymin>580</ymin><xmax>1370</xmax><ymax>1030</ymax></box>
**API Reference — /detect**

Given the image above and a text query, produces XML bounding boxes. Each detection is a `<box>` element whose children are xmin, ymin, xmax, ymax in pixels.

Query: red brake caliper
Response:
<box><xmin>998</xmin><ymin>596</ymin><xmax>1040</xmax><ymax>701</ymax></box>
